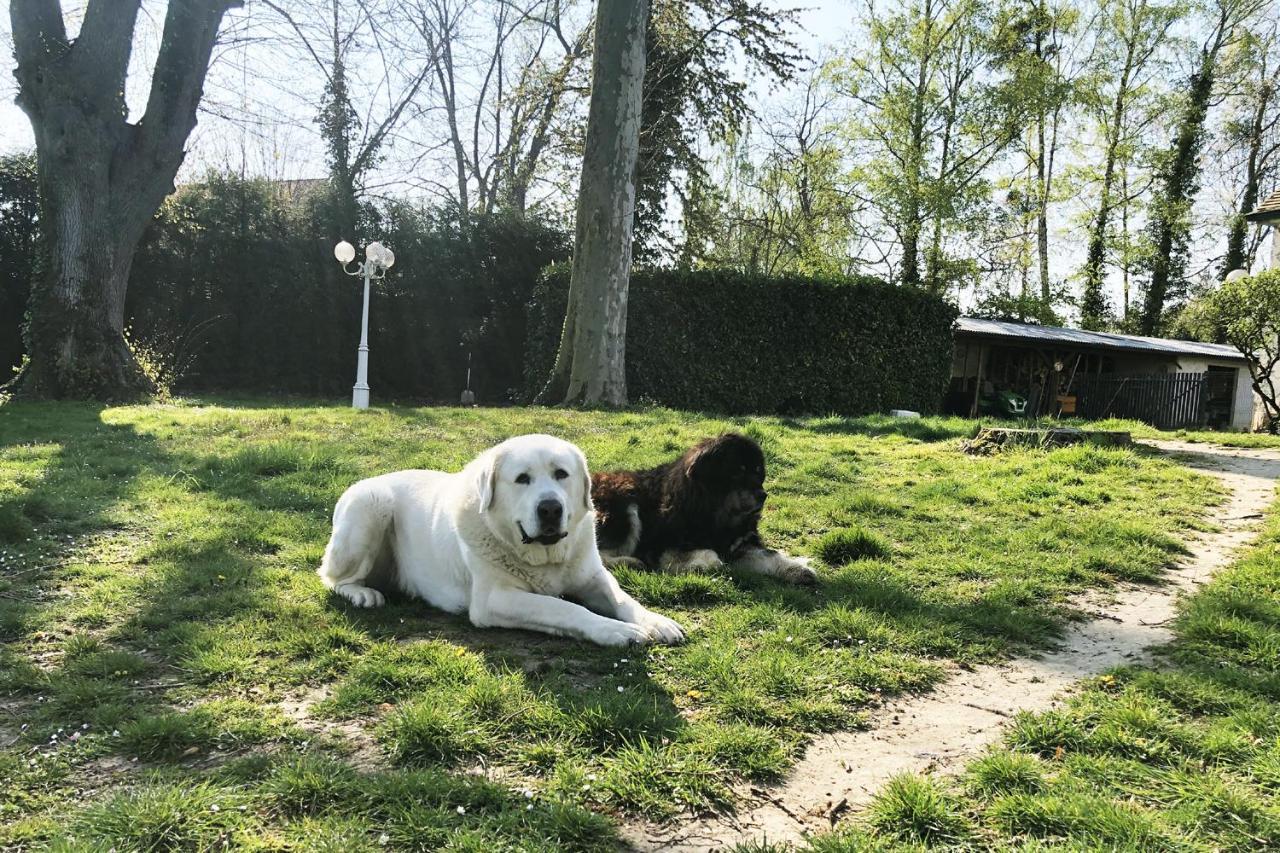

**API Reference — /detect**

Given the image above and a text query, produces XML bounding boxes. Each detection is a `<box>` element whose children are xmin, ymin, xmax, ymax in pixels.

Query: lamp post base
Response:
<box><xmin>352</xmin><ymin>385</ymin><xmax>370</xmax><ymax>410</ymax></box>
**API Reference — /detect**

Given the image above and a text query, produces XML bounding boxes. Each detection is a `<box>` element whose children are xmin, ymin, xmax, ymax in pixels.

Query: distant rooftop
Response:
<box><xmin>955</xmin><ymin>317</ymin><xmax>1245</xmax><ymax>361</ymax></box>
<box><xmin>1246</xmin><ymin>188</ymin><xmax>1280</xmax><ymax>224</ymax></box>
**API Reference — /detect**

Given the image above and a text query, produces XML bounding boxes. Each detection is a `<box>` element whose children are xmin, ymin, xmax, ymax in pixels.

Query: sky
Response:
<box><xmin>0</xmin><ymin>2</ymin><xmax>856</xmax><ymax>172</ymax></box>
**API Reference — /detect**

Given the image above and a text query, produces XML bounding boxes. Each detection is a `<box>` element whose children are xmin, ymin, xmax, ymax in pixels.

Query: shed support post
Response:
<box><xmin>970</xmin><ymin>346</ymin><xmax>986</xmax><ymax>418</ymax></box>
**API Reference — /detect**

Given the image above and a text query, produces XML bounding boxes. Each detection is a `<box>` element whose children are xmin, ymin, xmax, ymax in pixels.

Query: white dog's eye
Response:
<box><xmin>515</xmin><ymin>473</ymin><xmax>531</xmax><ymax>485</ymax></box>
<box><xmin>553</xmin><ymin>468</ymin><xmax>569</xmax><ymax>480</ymax></box>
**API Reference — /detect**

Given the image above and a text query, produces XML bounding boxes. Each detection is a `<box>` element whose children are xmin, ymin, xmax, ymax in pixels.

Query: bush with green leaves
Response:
<box><xmin>525</xmin><ymin>266</ymin><xmax>957</xmax><ymax>415</ymax></box>
<box><xmin>1206</xmin><ymin>269</ymin><xmax>1280</xmax><ymax>433</ymax></box>
<box><xmin>0</xmin><ymin>152</ymin><xmax>39</xmax><ymax>379</ymax></box>
<box><xmin>2</xmin><ymin>165</ymin><xmax>570</xmax><ymax>401</ymax></box>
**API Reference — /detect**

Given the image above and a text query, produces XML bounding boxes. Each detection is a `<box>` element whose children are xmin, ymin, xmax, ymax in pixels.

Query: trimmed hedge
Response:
<box><xmin>525</xmin><ymin>267</ymin><xmax>958</xmax><ymax>415</ymax></box>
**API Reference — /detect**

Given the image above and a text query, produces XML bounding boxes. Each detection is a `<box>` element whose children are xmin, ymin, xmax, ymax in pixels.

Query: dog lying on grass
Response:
<box><xmin>592</xmin><ymin>432</ymin><xmax>817</xmax><ymax>584</ymax></box>
<box><xmin>318</xmin><ymin>434</ymin><xmax>685</xmax><ymax>646</ymax></box>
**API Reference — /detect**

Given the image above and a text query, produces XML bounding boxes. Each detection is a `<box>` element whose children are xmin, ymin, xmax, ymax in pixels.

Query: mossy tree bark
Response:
<box><xmin>7</xmin><ymin>0</ymin><xmax>241</xmax><ymax>400</ymax></box>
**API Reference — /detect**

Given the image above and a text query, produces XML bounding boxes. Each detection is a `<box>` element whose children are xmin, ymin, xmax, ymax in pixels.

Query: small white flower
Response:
<box><xmin>112</xmin><ymin>730</ymin><xmax>121</xmax><ymax>737</ymax></box>
<box><xmin>785</xmin><ymin>636</ymin><xmax>793</xmax><ymax>642</ymax></box>
<box><xmin>522</xmin><ymin>789</ymin><xmax>534</xmax><ymax>799</ymax></box>
<box><xmin>526</xmin><ymin>803</ymin><xmax>534</xmax><ymax>811</ymax></box>
<box><xmin>379</xmin><ymin>834</ymin><xmax>390</xmax><ymax>846</ymax></box>
<box><xmin>620</xmin><ymin>657</ymin><xmax>628</xmax><ymax>663</ymax></box>
<box><xmin>587</xmin><ymin>773</ymin><xmax>597</xmax><ymax>781</ymax></box>
<box><xmin>616</xmin><ymin>686</ymin><xmax>624</xmax><ymax>692</ymax></box>
<box><xmin>456</xmin><ymin>805</ymin><xmax>466</xmax><ymax>815</ymax></box>
<box><xmin>209</xmin><ymin>804</ymin><xmax>220</xmax><ymax>813</ymax></box>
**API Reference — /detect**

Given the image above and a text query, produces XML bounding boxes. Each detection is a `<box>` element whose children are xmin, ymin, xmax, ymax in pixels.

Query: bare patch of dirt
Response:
<box><xmin>623</xmin><ymin>441</ymin><xmax>1280</xmax><ymax>852</ymax></box>
<box><xmin>276</xmin><ymin>684</ymin><xmax>389</xmax><ymax>773</ymax></box>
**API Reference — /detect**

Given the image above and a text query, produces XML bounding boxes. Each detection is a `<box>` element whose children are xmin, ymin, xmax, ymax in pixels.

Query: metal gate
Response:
<box><xmin>1073</xmin><ymin>373</ymin><xmax>1209</xmax><ymax>429</ymax></box>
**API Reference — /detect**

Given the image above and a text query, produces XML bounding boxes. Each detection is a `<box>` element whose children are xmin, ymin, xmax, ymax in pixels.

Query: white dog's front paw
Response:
<box><xmin>634</xmin><ymin>609</ymin><xmax>685</xmax><ymax>644</ymax></box>
<box><xmin>335</xmin><ymin>583</ymin><xmax>386</xmax><ymax>608</ymax></box>
<box><xmin>591</xmin><ymin>619</ymin><xmax>654</xmax><ymax>647</ymax></box>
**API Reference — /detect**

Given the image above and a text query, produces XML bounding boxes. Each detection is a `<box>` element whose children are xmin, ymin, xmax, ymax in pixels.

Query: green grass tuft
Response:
<box><xmin>864</xmin><ymin>773</ymin><xmax>972</xmax><ymax>844</ymax></box>
<box><xmin>965</xmin><ymin>750</ymin><xmax>1046</xmax><ymax>798</ymax></box>
<box><xmin>815</xmin><ymin>527</ymin><xmax>891</xmax><ymax>565</ymax></box>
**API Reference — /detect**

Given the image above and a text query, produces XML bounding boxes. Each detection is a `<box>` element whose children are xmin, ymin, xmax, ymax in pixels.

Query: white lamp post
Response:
<box><xmin>335</xmin><ymin>240</ymin><xmax>395</xmax><ymax>409</ymax></box>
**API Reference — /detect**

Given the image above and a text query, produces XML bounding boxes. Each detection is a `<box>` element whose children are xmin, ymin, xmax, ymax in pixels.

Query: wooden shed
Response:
<box><xmin>949</xmin><ymin>318</ymin><xmax>1256</xmax><ymax>430</ymax></box>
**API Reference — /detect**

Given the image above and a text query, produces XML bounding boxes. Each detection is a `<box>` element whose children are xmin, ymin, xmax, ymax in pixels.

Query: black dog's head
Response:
<box><xmin>681</xmin><ymin>433</ymin><xmax>768</xmax><ymax>530</ymax></box>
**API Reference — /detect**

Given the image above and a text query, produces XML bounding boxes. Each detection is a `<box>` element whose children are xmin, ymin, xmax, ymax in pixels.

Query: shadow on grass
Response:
<box><xmin>0</xmin><ymin>402</ymin><xmax>161</xmax><ymax>644</ymax></box>
<box><xmin>0</xmin><ymin>403</ymin><xmax>623</xmax><ymax>850</ymax></box>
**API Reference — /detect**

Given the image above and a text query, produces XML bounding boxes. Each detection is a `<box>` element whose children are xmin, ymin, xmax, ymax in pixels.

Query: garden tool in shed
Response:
<box><xmin>461</xmin><ymin>352</ymin><xmax>476</xmax><ymax>405</ymax></box>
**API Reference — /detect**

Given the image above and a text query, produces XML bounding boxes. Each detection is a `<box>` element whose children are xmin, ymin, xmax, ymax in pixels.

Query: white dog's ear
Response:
<box><xmin>474</xmin><ymin>449</ymin><xmax>500</xmax><ymax>512</ymax></box>
<box><xmin>575</xmin><ymin>446</ymin><xmax>592</xmax><ymax>511</ymax></box>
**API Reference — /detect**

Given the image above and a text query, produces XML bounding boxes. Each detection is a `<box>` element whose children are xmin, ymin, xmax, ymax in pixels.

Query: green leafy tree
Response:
<box><xmin>1138</xmin><ymin>0</ymin><xmax>1266</xmax><ymax>334</ymax></box>
<box><xmin>832</xmin><ymin>0</ymin><xmax>1018</xmax><ymax>292</ymax></box>
<box><xmin>1219</xmin><ymin>23</ymin><xmax>1280</xmax><ymax>277</ymax></box>
<box><xmin>1076</xmin><ymin>0</ymin><xmax>1182</xmax><ymax>330</ymax></box>
<box><xmin>991</xmin><ymin>0</ymin><xmax>1082</xmax><ymax>304</ymax></box>
<box><xmin>682</xmin><ymin>70</ymin><xmax>862</xmax><ymax>276</ymax></box>
<box><xmin>633</xmin><ymin>0</ymin><xmax>802</xmax><ymax>263</ymax></box>
<box><xmin>1207</xmin><ymin>269</ymin><xmax>1280</xmax><ymax>431</ymax></box>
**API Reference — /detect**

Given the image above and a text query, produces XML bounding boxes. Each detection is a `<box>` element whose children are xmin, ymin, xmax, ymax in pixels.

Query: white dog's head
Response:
<box><xmin>469</xmin><ymin>434</ymin><xmax>593</xmax><ymax>565</ymax></box>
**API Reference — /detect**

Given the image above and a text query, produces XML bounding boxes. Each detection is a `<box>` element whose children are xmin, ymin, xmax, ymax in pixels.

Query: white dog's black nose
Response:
<box><xmin>537</xmin><ymin>498</ymin><xmax>564</xmax><ymax>530</ymax></box>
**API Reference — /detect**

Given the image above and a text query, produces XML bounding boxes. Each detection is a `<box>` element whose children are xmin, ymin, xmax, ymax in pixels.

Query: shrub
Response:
<box><xmin>123</xmin><ymin>171</ymin><xmax>569</xmax><ymax>401</ymax></box>
<box><xmin>524</xmin><ymin>266</ymin><xmax>957</xmax><ymax>415</ymax></box>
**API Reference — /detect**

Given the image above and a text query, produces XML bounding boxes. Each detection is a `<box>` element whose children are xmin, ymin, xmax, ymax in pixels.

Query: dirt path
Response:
<box><xmin>624</xmin><ymin>441</ymin><xmax>1280</xmax><ymax>852</ymax></box>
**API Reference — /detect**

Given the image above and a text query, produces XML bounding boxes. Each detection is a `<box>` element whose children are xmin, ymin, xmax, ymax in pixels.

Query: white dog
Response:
<box><xmin>318</xmin><ymin>434</ymin><xmax>685</xmax><ymax>646</ymax></box>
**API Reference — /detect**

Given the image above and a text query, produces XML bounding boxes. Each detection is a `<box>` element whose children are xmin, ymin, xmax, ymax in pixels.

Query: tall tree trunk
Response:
<box><xmin>1080</xmin><ymin>137</ymin><xmax>1120</xmax><ymax>329</ymax></box>
<box><xmin>1036</xmin><ymin>136</ymin><xmax>1050</xmax><ymax>300</ymax></box>
<box><xmin>1080</xmin><ymin>56</ymin><xmax>1136</xmax><ymax>330</ymax></box>
<box><xmin>1139</xmin><ymin>59</ymin><xmax>1215</xmax><ymax>335</ymax></box>
<box><xmin>899</xmin><ymin>0</ymin><xmax>933</xmax><ymax>289</ymax></box>
<box><xmin>22</xmin><ymin>167</ymin><xmax>148</xmax><ymax>398</ymax></box>
<box><xmin>901</xmin><ymin>220</ymin><xmax>923</xmax><ymax>288</ymax></box>
<box><xmin>1035</xmin><ymin>90</ymin><xmax>1050</xmax><ymax>300</ymax></box>
<box><xmin>8</xmin><ymin>0</ymin><xmax>241</xmax><ymax>400</ymax></box>
<box><xmin>538</xmin><ymin>0</ymin><xmax>648</xmax><ymax>407</ymax></box>
<box><xmin>1121</xmin><ymin>167</ymin><xmax>1131</xmax><ymax>322</ymax></box>
<box><xmin>1222</xmin><ymin>80</ymin><xmax>1273</xmax><ymax>277</ymax></box>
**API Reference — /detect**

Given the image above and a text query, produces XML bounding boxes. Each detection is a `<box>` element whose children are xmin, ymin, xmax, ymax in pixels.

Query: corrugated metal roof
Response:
<box><xmin>1246</xmin><ymin>188</ymin><xmax>1280</xmax><ymax>223</ymax></box>
<box><xmin>955</xmin><ymin>317</ymin><xmax>1246</xmax><ymax>361</ymax></box>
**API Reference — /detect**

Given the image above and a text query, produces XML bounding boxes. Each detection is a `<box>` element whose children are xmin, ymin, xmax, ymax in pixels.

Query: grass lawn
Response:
<box><xmin>1090</xmin><ymin>418</ymin><xmax>1280</xmax><ymax>450</ymax></box>
<box><xmin>0</xmin><ymin>400</ymin><xmax>1224</xmax><ymax>850</ymax></box>
<box><xmin>784</xmin><ymin>468</ymin><xmax>1280</xmax><ymax>852</ymax></box>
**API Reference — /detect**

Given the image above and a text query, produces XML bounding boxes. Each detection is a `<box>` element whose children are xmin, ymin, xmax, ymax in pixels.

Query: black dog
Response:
<box><xmin>591</xmin><ymin>433</ymin><xmax>816</xmax><ymax>584</ymax></box>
